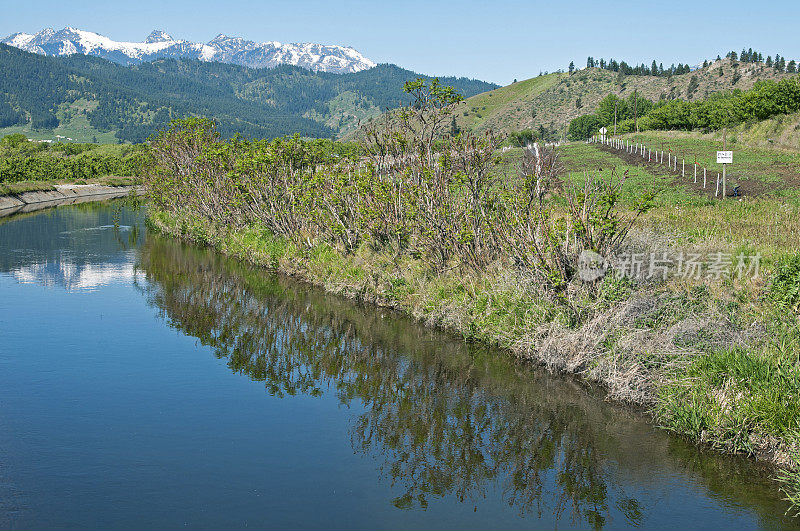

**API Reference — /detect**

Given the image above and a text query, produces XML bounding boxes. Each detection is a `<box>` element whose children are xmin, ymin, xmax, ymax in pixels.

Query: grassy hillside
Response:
<box><xmin>457</xmin><ymin>73</ymin><xmax>565</xmax><ymax>130</ymax></box>
<box><xmin>457</xmin><ymin>58</ymin><xmax>796</xmax><ymax>137</ymax></box>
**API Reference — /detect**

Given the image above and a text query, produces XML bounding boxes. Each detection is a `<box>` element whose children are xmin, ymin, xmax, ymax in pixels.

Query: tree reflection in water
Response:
<box><xmin>135</xmin><ymin>235</ymin><xmax>787</xmax><ymax>529</ymax></box>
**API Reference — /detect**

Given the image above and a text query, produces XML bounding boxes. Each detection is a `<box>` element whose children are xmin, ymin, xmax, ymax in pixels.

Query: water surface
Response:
<box><xmin>0</xmin><ymin>203</ymin><xmax>796</xmax><ymax>529</ymax></box>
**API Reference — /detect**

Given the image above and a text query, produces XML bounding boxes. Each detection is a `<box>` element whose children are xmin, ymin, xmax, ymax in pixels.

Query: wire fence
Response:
<box><xmin>587</xmin><ymin>135</ymin><xmax>742</xmax><ymax>198</ymax></box>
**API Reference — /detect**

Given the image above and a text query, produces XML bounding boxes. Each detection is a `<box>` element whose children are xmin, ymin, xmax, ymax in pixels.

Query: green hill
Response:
<box><xmin>456</xmin><ymin>58</ymin><xmax>796</xmax><ymax>138</ymax></box>
<box><xmin>0</xmin><ymin>44</ymin><xmax>498</xmax><ymax>143</ymax></box>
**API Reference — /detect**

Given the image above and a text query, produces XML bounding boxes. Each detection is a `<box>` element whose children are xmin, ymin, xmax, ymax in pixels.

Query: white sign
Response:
<box><xmin>717</xmin><ymin>151</ymin><xmax>733</xmax><ymax>164</ymax></box>
<box><xmin>599</xmin><ymin>127</ymin><xmax>607</xmax><ymax>135</ymax></box>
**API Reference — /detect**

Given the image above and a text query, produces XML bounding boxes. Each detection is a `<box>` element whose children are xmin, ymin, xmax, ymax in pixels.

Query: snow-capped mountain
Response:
<box><xmin>1</xmin><ymin>27</ymin><xmax>376</xmax><ymax>73</ymax></box>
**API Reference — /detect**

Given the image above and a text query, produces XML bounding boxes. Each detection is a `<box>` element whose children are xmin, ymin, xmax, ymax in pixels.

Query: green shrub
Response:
<box><xmin>567</xmin><ymin>114</ymin><xmax>603</xmax><ymax>140</ymax></box>
<box><xmin>771</xmin><ymin>254</ymin><xmax>800</xmax><ymax>315</ymax></box>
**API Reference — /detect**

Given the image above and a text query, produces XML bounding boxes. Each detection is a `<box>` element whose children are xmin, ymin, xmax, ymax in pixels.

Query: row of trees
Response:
<box><xmin>722</xmin><ymin>49</ymin><xmax>796</xmax><ymax>72</ymax></box>
<box><xmin>146</xmin><ymin>80</ymin><xmax>654</xmax><ymax>297</ymax></box>
<box><xmin>567</xmin><ymin>92</ymin><xmax>654</xmax><ymax>140</ymax></box>
<box><xmin>568</xmin><ymin>76</ymin><xmax>800</xmax><ymax>138</ymax></box>
<box><xmin>0</xmin><ymin>133</ymin><xmax>146</xmax><ymax>182</ymax></box>
<box><xmin>581</xmin><ymin>49</ymin><xmax>798</xmax><ymax>79</ymax></box>
<box><xmin>585</xmin><ymin>57</ymin><xmax>692</xmax><ymax>77</ymax></box>
<box><xmin>633</xmin><ymin>77</ymin><xmax>800</xmax><ymax>131</ymax></box>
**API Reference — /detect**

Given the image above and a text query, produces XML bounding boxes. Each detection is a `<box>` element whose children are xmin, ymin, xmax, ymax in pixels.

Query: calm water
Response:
<box><xmin>0</xmin><ymin>202</ymin><xmax>797</xmax><ymax>529</ymax></box>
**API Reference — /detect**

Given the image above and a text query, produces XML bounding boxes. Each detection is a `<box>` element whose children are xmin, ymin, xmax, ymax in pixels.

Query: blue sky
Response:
<box><xmin>2</xmin><ymin>0</ymin><xmax>798</xmax><ymax>85</ymax></box>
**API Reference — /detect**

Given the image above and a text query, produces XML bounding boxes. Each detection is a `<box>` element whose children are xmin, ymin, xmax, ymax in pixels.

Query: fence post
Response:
<box><xmin>716</xmin><ymin>173</ymin><xmax>720</xmax><ymax>197</ymax></box>
<box><xmin>682</xmin><ymin>159</ymin><xmax>685</xmax><ymax>178</ymax></box>
<box><xmin>703</xmin><ymin>167</ymin><xmax>707</xmax><ymax>188</ymax></box>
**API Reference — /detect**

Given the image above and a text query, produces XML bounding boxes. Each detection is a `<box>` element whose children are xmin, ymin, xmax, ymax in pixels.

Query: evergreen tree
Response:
<box><xmin>449</xmin><ymin>116</ymin><xmax>460</xmax><ymax>137</ymax></box>
<box><xmin>686</xmin><ymin>75</ymin><xmax>700</xmax><ymax>98</ymax></box>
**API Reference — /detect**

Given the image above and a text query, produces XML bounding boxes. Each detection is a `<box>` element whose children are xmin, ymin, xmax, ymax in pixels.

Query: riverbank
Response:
<box><xmin>147</xmin><ymin>206</ymin><xmax>800</xmax><ymax>511</ymax></box>
<box><xmin>0</xmin><ymin>182</ymin><xmax>141</xmax><ymax>218</ymax></box>
<box><xmin>140</xmin><ymin>112</ymin><xmax>800</xmax><ymax>512</ymax></box>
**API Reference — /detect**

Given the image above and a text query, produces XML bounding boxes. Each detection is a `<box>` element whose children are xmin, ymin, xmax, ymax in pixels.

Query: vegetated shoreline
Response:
<box><xmin>146</xmin><ymin>207</ymin><xmax>798</xmax><ymax>498</ymax></box>
<box><xmin>140</xmin><ymin>77</ymin><xmax>800</xmax><ymax>512</ymax></box>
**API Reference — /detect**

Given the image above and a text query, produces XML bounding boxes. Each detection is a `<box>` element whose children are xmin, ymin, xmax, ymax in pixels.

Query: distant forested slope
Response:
<box><xmin>0</xmin><ymin>44</ymin><xmax>497</xmax><ymax>142</ymax></box>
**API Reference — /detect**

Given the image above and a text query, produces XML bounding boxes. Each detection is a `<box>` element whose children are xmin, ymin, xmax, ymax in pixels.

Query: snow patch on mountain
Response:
<box><xmin>1</xmin><ymin>27</ymin><xmax>376</xmax><ymax>74</ymax></box>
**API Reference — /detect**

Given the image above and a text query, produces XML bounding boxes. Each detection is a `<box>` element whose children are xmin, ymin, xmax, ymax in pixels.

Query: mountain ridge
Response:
<box><xmin>1</xmin><ymin>27</ymin><xmax>376</xmax><ymax>74</ymax></box>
